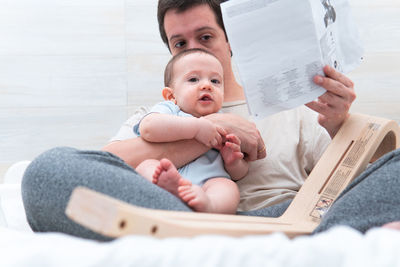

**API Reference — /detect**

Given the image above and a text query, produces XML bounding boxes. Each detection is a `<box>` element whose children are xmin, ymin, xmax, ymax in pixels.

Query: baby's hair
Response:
<box><xmin>164</xmin><ymin>48</ymin><xmax>220</xmax><ymax>87</ymax></box>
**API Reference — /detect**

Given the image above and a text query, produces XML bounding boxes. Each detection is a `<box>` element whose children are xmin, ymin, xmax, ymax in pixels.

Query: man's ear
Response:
<box><xmin>162</xmin><ymin>87</ymin><xmax>176</xmax><ymax>103</ymax></box>
<box><xmin>228</xmin><ymin>42</ymin><xmax>233</xmax><ymax>57</ymax></box>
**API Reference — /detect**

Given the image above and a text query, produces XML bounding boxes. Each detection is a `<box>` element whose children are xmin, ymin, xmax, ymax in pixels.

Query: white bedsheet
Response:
<box><xmin>1</xmin><ymin>162</ymin><xmax>400</xmax><ymax>267</ymax></box>
<box><xmin>1</xmin><ymin>226</ymin><xmax>400</xmax><ymax>267</ymax></box>
<box><xmin>0</xmin><ymin>161</ymin><xmax>32</xmax><ymax>232</ymax></box>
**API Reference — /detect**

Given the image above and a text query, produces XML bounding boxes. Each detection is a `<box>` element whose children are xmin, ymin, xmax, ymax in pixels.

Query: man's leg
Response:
<box><xmin>314</xmin><ymin>148</ymin><xmax>400</xmax><ymax>233</ymax></box>
<box><xmin>21</xmin><ymin>147</ymin><xmax>191</xmax><ymax>241</ymax></box>
<box><xmin>237</xmin><ymin>199</ymin><xmax>292</xmax><ymax>217</ymax></box>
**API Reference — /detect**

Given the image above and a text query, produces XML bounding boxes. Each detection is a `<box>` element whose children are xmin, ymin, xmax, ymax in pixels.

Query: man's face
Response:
<box><xmin>163</xmin><ymin>4</ymin><xmax>231</xmax><ymax>80</ymax></box>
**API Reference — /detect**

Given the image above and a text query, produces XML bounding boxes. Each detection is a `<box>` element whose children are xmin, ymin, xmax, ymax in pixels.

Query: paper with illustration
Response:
<box><xmin>221</xmin><ymin>0</ymin><xmax>363</xmax><ymax>119</ymax></box>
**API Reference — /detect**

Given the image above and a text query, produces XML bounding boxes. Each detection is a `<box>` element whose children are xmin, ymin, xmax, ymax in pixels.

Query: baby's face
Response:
<box><xmin>171</xmin><ymin>52</ymin><xmax>224</xmax><ymax>117</ymax></box>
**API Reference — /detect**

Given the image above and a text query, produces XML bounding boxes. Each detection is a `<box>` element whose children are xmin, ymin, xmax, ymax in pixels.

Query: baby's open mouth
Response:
<box><xmin>200</xmin><ymin>94</ymin><xmax>212</xmax><ymax>101</ymax></box>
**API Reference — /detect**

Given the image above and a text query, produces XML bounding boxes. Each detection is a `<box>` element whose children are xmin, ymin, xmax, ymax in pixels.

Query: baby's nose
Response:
<box><xmin>201</xmin><ymin>81</ymin><xmax>212</xmax><ymax>91</ymax></box>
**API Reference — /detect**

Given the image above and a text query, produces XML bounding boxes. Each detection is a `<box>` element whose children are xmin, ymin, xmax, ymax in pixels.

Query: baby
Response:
<box><xmin>134</xmin><ymin>48</ymin><xmax>249</xmax><ymax>214</ymax></box>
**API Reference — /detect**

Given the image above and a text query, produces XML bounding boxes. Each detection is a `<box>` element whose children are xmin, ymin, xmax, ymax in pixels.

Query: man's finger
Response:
<box><xmin>323</xmin><ymin>65</ymin><xmax>354</xmax><ymax>88</ymax></box>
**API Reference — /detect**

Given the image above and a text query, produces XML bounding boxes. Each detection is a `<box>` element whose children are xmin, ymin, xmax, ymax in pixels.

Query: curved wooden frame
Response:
<box><xmin>66</xmin><ymin>113</ymin><xmax>400</xmax><ymax>238</ymax></box>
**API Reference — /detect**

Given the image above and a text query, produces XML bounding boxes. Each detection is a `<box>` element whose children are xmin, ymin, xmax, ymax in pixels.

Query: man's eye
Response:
<box><xmin>189</xmin><ymin>77</ymin><xmax>198</xmax><ymax>82</ymax></box>
<box><xmin>174</xmin><ymin>41</ymin><xmax>186</xmax><ymax>48</ymax></box>
<box><xmin>211</xmin><ymin>79</ymin><xmax>220</xmax><ymax>84</ymax></box>
<box><xmin>200</xmin><ymin>35</ymin><xmax>212</xmax><ymax>42</ymax></box>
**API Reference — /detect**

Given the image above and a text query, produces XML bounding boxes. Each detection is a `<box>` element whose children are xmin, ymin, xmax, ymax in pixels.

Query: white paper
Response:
<box><xmin>221</xmin><ymin>0</ymin><xmax>363</xmax><ymax>119</ymax></box>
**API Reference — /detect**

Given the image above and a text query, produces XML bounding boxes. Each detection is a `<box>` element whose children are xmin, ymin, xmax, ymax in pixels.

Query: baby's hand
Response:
<box><xmin>195</xmin><ymin>117</ymin><xmax>226</xmax><ymax>147</ymax></box>
<box><xmin>220</xmin><ymin>134</ymin><xmax>244</xmax><ymax>165</ymax></box>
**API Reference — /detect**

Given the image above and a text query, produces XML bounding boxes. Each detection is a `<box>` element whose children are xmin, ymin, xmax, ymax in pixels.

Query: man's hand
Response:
<box><xmin>306</xmin><ymin>65</ymin><xmax>356</xmax><ymax>138</ymax></box>
<box><xmin>205</xmin><ymin>113</ymin><xmax>266</xmax><ymax>161</ymax></box>
<box><xmin>194</xmin><ymin>117</ymin><xmax>226</xmax><ymax>147</ymax></box>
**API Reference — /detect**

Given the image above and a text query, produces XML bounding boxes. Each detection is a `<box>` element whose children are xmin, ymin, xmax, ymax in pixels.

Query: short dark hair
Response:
<box><xmin>164</xmin><ymin>48</ymin><xmax>219</xmax><ymax>87</ymax></box>
<box><xmin>157</xmin><ymin>0</ymin><xmax>228</xmax><ymax>51</ymax></box>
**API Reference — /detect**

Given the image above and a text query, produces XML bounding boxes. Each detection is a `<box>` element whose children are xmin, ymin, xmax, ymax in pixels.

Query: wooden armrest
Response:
<box><xmin>66</xmin><ymin>113</ymin><xmax>400</xmax><ymax>238</ymax></box>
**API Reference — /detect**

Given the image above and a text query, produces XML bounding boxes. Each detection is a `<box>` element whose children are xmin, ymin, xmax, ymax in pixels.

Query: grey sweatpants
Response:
<box><xmin>21</xmin><ymin>147</ymin><xmax>400</xmax><ymax>241</ymax></box>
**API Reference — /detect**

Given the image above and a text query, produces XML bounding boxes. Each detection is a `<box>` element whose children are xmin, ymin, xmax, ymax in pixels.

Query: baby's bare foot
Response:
<box><xmin>152</xmin><ymin>158</ymin><xmax>186</xmax><ymax>197</ymax></box>
<box><xmin>178</xmin><ymin>183</ymin><xmax>212</xmax><ymax>212</ymax></box>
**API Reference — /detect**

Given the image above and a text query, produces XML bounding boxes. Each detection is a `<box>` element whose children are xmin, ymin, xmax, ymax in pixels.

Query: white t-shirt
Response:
<box><xmin>110</xmin><ymin>101</ymin><xmax>330</xmax><ymax>211</ymax></box>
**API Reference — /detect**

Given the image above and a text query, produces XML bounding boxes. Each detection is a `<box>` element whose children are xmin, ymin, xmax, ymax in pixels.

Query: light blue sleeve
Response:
<box><xmin>133</xmin><ymin>101</ymin><xmax>179</xmax><ymax>136</ymax></box>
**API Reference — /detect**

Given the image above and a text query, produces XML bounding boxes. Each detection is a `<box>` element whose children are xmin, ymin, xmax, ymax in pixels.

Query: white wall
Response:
<box><xmin>1</xmin><ymin>0</ymin><xmax>399</xmax><ymax>176</ymax></box>
<box><xmin>348</xmin><ymin>0</ymin><xmax>400</xmax><ymax>120</ymax></box>
<box><xmin>0</xmin><ymin>0</ymin><xmax>168</xmax><ymax>171</ymax></box>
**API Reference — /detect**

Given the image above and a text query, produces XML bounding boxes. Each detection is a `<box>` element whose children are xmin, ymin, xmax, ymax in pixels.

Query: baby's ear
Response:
<box><xmin>162</xmin><ymin>87</ymin><xmax>176</xmax><ymax>103</ymax></box>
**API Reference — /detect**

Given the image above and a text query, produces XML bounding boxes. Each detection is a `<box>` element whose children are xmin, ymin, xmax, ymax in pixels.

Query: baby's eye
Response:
<box><xmin>211</xmin><ymin>79</ymin><xmax>220</xmax><ymax>84</ymax></box>
<box><xmin>188</xmin><ymin>77</ymin><xmax>199</xmax><ymax>82</ymax></box>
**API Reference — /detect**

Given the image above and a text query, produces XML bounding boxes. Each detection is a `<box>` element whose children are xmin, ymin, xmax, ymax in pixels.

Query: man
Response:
<box><xmin>104</xmin><ymin>0</ymin><xmax>355</xmax><ymax>212</ymax></box>
<box><xmin>22</xmin><ymin>0</ymin><xmax>400</xmax><ymax>241</ymax></box>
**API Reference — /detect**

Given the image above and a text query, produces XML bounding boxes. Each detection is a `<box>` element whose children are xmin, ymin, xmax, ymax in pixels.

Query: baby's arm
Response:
<box><xmin>220</xmin><ymin>134</ymin><xmax>249</xmax><ymax>181</ymax></box>
<box><xmin>139</xmin><ymin>113</ymin><xmax>226</xmax><ymax>147</ymax></box>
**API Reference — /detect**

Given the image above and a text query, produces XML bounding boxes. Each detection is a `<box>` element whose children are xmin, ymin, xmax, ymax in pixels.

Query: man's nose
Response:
<box><xmin>187</xmin><ymin>40</ymin><xmax>204</xmax><ymax>50</ymax></box>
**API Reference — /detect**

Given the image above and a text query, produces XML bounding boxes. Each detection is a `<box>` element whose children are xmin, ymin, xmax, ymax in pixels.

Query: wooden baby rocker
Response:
<box><xmin>66</xmin><ymin>113</ymin><xmax>400</xmax><ymax>238</ymax></box>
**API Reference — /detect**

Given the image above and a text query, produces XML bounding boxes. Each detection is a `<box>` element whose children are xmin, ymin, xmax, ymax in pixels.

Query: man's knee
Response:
<box><xmin>22</xmin><ymin>147</ymin><xmax>76</xmax><ymax>185</ymax></box>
